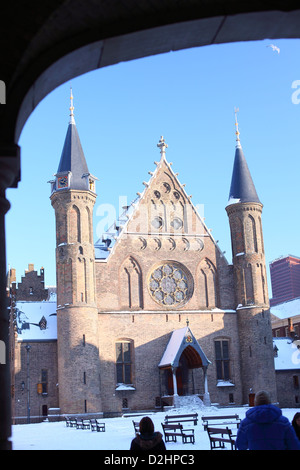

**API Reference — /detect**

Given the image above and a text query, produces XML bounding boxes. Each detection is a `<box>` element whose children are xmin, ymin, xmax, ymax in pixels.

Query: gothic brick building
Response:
<box><xmin>45</xmin><ymin>95</ymin><xmax>278</xmax><ymax>416</ymax></box>
<box><xmin>11</xmin><ymin>95</ymin><xmax>283</xmax><ymax>421</ymax></box>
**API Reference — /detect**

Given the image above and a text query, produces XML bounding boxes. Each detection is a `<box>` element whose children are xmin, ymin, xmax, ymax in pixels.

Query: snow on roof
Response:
<box><xmin>159</xmin><ymin>327</ymin><xmax>188</xmax><ymax>368</ymax></box>
<box><xmin>273</xmin><ymin>337</ymin><xmax>300</xmax><ymax>370</ymax></box>
<box><xmin>270</xmin><ymin>297</ymin><xmax>300</xmax><ymax>320</ymax></box>
<box><xmin>15</xmin><ymin>300</ymin><xmax>57</xmax><ymax>341</ymax></box>
<box><xmin>158</xmin><ymin>326</ymin><xmax>210</xmax><ymax>369</ymax></box>
<box><xmin>94</xmin><ymin>243</ymin><xmax>111</xmax><ymax>260</ymax></box>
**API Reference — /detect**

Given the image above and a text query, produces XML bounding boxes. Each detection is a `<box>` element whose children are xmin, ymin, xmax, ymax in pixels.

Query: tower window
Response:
<box><xmin>293</xmin><ymin>375</ymin><xmax>299</xmax><ymax>389</ymax></box>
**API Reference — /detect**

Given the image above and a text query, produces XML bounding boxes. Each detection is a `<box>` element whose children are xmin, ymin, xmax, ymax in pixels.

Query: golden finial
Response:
<box><xmin>69</xmin><ymin>87</ymin><xmax>75</xmax><ymax>124</ymax></box>
<box><xmin>234</xmin><ymin>107</ymin><xmax>241</xmax><ymax>148</ymax></box>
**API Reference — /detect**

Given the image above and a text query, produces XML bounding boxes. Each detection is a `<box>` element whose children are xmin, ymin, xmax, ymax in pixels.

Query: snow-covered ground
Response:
<box><xmin>11</xmin><ymin>403</ymin><xmax>300</xmax><ymax>451</ymax></box>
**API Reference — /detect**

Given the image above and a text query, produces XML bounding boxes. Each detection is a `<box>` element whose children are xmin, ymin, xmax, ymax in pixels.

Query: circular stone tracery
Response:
<box><xmin>148</xmin><ymin>261</ymin><xmax>193</xmax><ymax>308</ymax></box>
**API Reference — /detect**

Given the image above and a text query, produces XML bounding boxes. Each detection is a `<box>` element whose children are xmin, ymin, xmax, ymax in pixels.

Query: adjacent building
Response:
<box><xmin>270</xmin><ymin>255</ymin><xmax>300</xmax><ymax>306</ymax></box>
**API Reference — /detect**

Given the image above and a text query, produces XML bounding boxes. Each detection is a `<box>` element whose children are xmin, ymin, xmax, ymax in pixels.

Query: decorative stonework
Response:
<box><xmin>148</xmin><ymin>261</ymin><xmax>193</xmax><ymax>308</ymax></box>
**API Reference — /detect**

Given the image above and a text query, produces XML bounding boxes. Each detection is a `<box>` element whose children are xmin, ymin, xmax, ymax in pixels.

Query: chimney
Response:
<box><xmin>10</xmin><ymin>268</ymin><xmax>16</xmax><ymax>284</ymax></box>
<box><xmin>288</xmin><ymin>318</ymin><xmax>295</xmax><ymax>339</ymax></box>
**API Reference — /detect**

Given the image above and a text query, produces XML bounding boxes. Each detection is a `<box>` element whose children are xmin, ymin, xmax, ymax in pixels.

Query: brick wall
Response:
<box><xmin>14</xmin><ymin>341</ymin><xmax>58</xmax><ymax>422</ymax></box>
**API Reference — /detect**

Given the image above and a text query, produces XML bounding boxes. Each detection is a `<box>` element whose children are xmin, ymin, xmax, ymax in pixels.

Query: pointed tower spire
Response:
<box><xmin>54</xmin><ymin>89</ymin><xmax>93</xmax><ymax>192</ymax></box>
<box><xmin>227</xmin><ymin>111</ymin><xmax>260</xmax><ymax>205</ymax></box>
<box><xmin>157</xmin><ymin>136</ymin><xmax>168</xmax><ymax>160</ymax></box>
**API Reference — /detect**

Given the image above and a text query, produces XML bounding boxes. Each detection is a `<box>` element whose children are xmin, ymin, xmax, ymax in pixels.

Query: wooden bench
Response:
<box><xmin>76</xmin><ymin>418</ymin><xmax>91</xmax><ymax>430</ymax></box>
<box><xmin>90</xmin><ymin>419</ymin><xmax>105</xmax><ymax>432</ymax></box>
<box><xmin>65</xmin><ymin>416</ymin><xmax>71</xmax><ymax>427</ymax></box>
<box><xmin>65</xmin><ymin>417</ymin><xmax>77</xmax><ymax>428</ymax></box>
<box><xmin>164</xmin><ymin>413</ymin><xmax>198</xmax><ymax>426</ymax></box>
<box><xmin>161</xmin><ymin>423</ymin><xmax>195</xmax><ymax>444</ymax></box>
<box><xmin>201</xmin><ymin>414</ymin><xmax>240</xmax><ymax>431</ymax></box>
<box><xmin>132</xmin><ymin>420</ymin><xmax>140</xmax><ymax>434</ymax></box>
<box><xmin>207</xmin><ymin>426</ymin><xmax>236</xmax><ymax>450</ymax></box>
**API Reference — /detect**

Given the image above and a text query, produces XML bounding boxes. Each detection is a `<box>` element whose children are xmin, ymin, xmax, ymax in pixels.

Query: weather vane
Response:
<box><xmin>69</xmin><ymin>86</ymin><xmax>75</xmax><ymax>124</ymax></box>
<box><xmin>234</xmin><ymin>107</ymin><xmax>241</xmax><ymax>146</ymax></box>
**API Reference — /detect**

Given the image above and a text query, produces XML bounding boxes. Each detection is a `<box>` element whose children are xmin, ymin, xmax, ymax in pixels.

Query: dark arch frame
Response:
<box><xmin>1</xmin><ymin>1</ymin><xmax>300</xmax><ymax>449</ymax></box>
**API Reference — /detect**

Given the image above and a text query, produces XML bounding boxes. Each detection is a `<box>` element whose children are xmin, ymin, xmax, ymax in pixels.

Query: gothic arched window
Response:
<box><xmin>119</xmin><ymin>257</ymin><xmax>143</xmax><ymax>309</ymax></box>
<box><xmin>115</xmin><ymin>340</ymin><xmax>134</xmax><ymax>385</ymax></box>
<box><xmin>198</xmin><ymin>259</ymin><xmax>218</xmax><ymax>308</ymax></box>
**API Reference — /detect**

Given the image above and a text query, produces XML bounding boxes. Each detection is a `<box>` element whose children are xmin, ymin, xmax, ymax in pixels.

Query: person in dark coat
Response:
<box><xmin>292</xmin><ymin>412</ymin><xmax>300</xmax><ymax>441</ymax></box>
<box><xmin>130</xmin><ymin>416</ymin><xmax>166</xmax><ymax>451</ymax></box>
<box><xmin>236</xmin><ymin>391</ymin><xmax>300</xmax><ymax>450</ymax></box>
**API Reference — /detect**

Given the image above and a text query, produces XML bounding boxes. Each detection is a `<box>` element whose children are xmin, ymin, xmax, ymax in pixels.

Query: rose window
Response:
<box><xmin>148</xmin><ymin>262</ymin><xmax>193</xmax><ymax>307</ymax></box>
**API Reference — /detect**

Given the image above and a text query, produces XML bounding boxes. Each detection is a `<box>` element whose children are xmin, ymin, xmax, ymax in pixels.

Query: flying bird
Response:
<box><xmin>267</xmin><ymin>44</ymin><xmax>280</xmax><ymax>54</ymax></box>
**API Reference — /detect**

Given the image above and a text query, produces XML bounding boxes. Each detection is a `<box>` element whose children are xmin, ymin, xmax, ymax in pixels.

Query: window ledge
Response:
<box><xmin>216</xmin><ymin>380</ymin><xmax>235</xmax><ymax>387</ymax></box>
<box><xmin>115</xmin><ymin>384</ymin><xmax>136</xmax><ymax>391</ymax></box>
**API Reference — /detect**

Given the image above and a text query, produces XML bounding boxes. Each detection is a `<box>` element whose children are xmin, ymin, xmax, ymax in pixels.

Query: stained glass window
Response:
<box><xmin>148</xmin><ymin>262</ymin><xmax>193</xmax><ymax>307</ymax></box>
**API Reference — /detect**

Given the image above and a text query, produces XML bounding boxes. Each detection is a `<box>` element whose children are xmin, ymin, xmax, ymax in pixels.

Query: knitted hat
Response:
<box><xmin>254</xmin><ymin>390</ymin><xmax>271</xmax><ymax>406</ymax></box>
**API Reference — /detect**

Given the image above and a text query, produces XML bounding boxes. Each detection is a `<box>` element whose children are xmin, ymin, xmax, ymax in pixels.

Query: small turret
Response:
<box><xmin>50</xmin><ymin>89</ymin><xmax>101</xmax><ymax>415</ymax></box>
<box><xmin>226</xmin><ymin>110</ymin><xmax>277</xmax><ymax>404</ymax></box>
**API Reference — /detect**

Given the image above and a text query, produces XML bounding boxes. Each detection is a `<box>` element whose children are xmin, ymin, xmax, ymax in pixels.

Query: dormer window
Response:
<box><xmin>82</xmin><ymin>173</ymin><xmax>97</xmax><ymax>192</ymax></box>
<box><xmin>89</xmin><ymin>178</ymin><xmax>95</xmax><ymax>192</ymax></box>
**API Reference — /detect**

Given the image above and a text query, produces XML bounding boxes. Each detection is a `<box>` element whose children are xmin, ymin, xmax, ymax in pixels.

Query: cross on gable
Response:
<box><xmin>157</xmin><ymin>136</ymin><xmax>168</xmax><ymax>159</ymax></box>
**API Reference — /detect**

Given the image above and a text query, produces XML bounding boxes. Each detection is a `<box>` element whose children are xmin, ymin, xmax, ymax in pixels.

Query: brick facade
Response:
<box><xmin>14</xmin><ymin>341</ymin><xmax>58</xmax><ymax>423</ymax></box>
<box><xmin>226</xmin><ymin>201</ymin><xmax>276</xmax><ymax>403</ymax></box>
<box><xmin>51</xmin><ymin>188</ymin><xmax>101</xmax><ymax>415</ymax></box>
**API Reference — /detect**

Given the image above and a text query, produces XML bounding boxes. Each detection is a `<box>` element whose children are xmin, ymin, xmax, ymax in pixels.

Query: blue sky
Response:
<box><xmin>6</xmin><ymin>38</ymin><xmax>300</xmax><ymax>295</ymax></box>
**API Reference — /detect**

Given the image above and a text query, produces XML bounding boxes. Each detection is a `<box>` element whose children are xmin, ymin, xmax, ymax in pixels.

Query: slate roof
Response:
<box><xmin>273</xmin><ymin>337</ymin><xmax>300</xmax><ymax>371</ymax></box>
<box><xmin>15</xmin><ymin>300</ymin><xmax>57</xmax><ymax>341</ymax></box>
<box><xmin>271</xmin><ymin>297</ymin><xmax>300</xmax><ymax>320</ymax></box>
<box><xmin>56</xmin><ymin>121</ymin><xmax>89</xmax><ymax>191</ymax></box>
<box><xmin>227</xmin><ymin>144</ymin><xmax>261</xmax><ymax>205</ymax></box>
<box><xmin>158</xmin><ymin>326</ymin><xmax>210</xmax><ymax>369</ymax></box>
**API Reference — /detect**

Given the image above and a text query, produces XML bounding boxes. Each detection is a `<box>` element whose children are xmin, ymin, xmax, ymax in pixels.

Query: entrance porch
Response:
<box><xmin>158</xmin><ymin>326</ymin><xmax>211</xmax><ymax>407</ymax></box>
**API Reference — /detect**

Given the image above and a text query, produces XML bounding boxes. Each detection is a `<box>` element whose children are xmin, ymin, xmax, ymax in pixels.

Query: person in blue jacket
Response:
<box><xmin>236</xmin><ymin>391</ymin><xmax>300</xmax><ymax>450</ymax></box>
